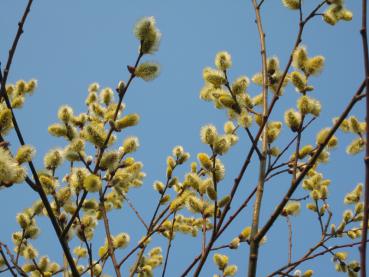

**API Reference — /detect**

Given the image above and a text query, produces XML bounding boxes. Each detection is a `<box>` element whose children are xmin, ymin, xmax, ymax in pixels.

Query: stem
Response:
<box><xmin>99</xmin><ymin>189</ymin><xmax>121</xmax><ymax>277</ymax></box>
<box><xmin>248</xmin><ymin>0</ymin><xmax>268</xmax><ymax>276</ymax></box>
<box><xmin>122</xmin><ymin>194</ymin><xmax>149</xmax><ymax>230</ymax></box>
<box><xmin>360</xmin><ymin>0</ymin><xmax>369</xmax><ymax>275</ymax></box>
<box><xmin>128</xmin><ymin>167</ymin><xmax>176</xmax><ymax>276</ymax></box>
<box><xmin>286</xmin><ymin>216</ymin><xmax>292</xmax><ymax>265</ymax></box>
<box><xmin>161</xmin><ymin>212</ymin><xmax>177</xmax><ymax>277</ymax></box>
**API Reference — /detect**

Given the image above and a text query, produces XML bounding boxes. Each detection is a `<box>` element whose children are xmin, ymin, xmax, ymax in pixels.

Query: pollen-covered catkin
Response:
<box><xmin>15</xmin><ymin>145</ymin><xmax>35</xmax><ymax>164</ymax></box>
<box><xmin>44</xmin><ymin>149</ymin><xmax>64</xmax><ymax>170</ymax></box>
<box><xmin>0</xmin><ymin>108</ymin><xmax>13</xmax><ymax>135</ymax></box>
<box><xmin>134</xmin><ymin>16</ymin><xmax>161</xmax><ymax>54</ymax></box>
<box><xmin>122</xmin><ymin>136</ymin><xmax>140</xmax><ymax>154</ymax></box>
<box><xmin>282</xmin><ymin>0</ymin><xmax>301</xmax><ymax>10</ymax></box>
<box><xmin>215</xmin><ymin>51</ymin><xmax>232</xmax><ymax>71</ymax></box>
<box><xmin>284</xmin><ymin>109</ymin><xmax>301</xmax><ymax>132</ymax></box>
<box><xmin>135</xmin><ymin>62</ymin><xmax>160</xmax><ymax>81</ymax></box>
<box><xmin>115</xmin><ymin>114</ymin><xmax>140</xmax><ymax>130</ymax></box>
<box><xmin>83</xmin><ymin>174</ymin><xmax>102</xmax><ymax>192</ymax></box>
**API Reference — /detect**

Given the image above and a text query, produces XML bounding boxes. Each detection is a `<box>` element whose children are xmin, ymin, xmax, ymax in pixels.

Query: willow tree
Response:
<box><xmin>0</xmin><ymin>0</ymin><xmax>368</xmax><ymax>277</ymax></box>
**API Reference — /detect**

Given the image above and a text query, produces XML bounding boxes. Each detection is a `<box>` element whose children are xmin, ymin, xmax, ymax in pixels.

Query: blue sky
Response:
<box><xmin>0</xmin><ymin>0</ymin><xmax>365</xmax><ymax>276</ymax></box>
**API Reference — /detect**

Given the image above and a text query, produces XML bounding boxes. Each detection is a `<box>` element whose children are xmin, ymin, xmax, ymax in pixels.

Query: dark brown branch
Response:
<box><xmin>245</xmin><ymin>127</ymin><xmax>262</xmax><ymax>159</ymax></box>
<box><xmin>161</xmin><ymin>212</ymin><xmax>177</xmax><ymax>277</ymax></box>
<box><xmin>361</xmin><ymin>0</ymin><xmax>369</xmax><ymax>274</ymax></box>
<box><xmin>0</xmin><ymin>0</ymin><xmax>33</xmax><ymax>96</ymax></box>
<box><xmin>0</xmin><ymin>1</ymin><xmax>79</xmax><ymax>275</ymax></box>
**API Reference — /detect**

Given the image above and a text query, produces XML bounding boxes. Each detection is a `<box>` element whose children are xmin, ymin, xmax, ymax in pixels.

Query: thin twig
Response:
<box><xmin>99</xmin><ymin>188</ymin><xmax>121</xmax><ymax>277</ymax></box>
<box><xmin>122</xmin><ymin>194</ymin><xmax>149</xmax><ymax>230</ymax></box>
<box><xmin>161</xmin><ymin>212</ymin><xmax>177</xmax><ymax>277</ymax></box>
<box><xmin>268</xmin><ymin>117</ymin><xmax>316</xmax><ymax>172</ymax></box>
<box><xmin>286</xmin><ymin>216</ymin><xmax>292</xmax><ymax>265</ymax></box>
<box><xmin>0</xmin><ymin>1</ymin><xmax>79</xmax><ymax>275</ymax></box>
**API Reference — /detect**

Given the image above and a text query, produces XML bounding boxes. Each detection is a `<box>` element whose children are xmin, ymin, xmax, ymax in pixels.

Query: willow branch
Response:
<box><xmin>161</xmin><ymin>212</ymin><xmax>177</xmax><ymax>277</ymax></box>
<box><xmin>0</xmin><ymin>1</ymin><xmax>79</xmax><ymax>275</ymax></box>
<box><xmin>360</xmin><ymin>0</ymin><xmax>369</xmax><ymax>274</ymax></box>
<box><xmin>248</xmin><ymin>0</ymin><xmax>269</xmax><ymax>276</ymax></box>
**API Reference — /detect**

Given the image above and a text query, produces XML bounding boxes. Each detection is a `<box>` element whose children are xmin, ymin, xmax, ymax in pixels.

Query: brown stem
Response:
<box><xmin>127</xmin><ymin>166</ymin><xmax>177</xmax><ymax>276</ymax></box>
<box><xmin>122</xmin><ymin>194</ymin><xmax>149</xmax><ymax>230</ymax></box>
<box><xmin>361</xmin><ymin>0</ymin><xmax>369</xmax><ymax>275</ymax></box>
<box><xmin>286</xmin><ymin>216</ymin><xmax>292</xmax><ymax>265</ymax></box>
<box><xmin>161</xmin><ymin>212</ymin><xmax>177</xmax><ymax>277</ymax></box>
<box><xmin>99</xmin><ymin>189</ymin><xmax>121</xmax><ymax>277</ymax></box>
<box><xmin>248</xmin><ymin>0</ymin><xmax>269</xmax><ymax>276</ymax></box>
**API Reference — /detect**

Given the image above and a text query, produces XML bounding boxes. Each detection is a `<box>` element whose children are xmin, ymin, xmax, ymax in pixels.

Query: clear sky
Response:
<box><xmin>0</xmin><ymin>0</ymin><xmax>365</xmax><ymax>276</ymax></box>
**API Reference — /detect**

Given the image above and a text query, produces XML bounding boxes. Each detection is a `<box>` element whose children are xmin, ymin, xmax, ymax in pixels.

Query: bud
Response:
<box><xmin>282</xmin><ymin>0</ymin><xmax>300</xmax><ymax>10</ymax></box>
<box><xmin>57</xmin><ymin>105</ymin><xmax>74</xmax><ymax>123</ymax></box>
<box><xmin>100</xmin><ymin>87</ymin><xmax>114</xmax><ymax>105</ymax></box>
<box><xmin>232</xmin><ymin>76</ymin><xmax>249</xmax><ymax>95</ymax></box>
<box><xmin>15</xmin><ymin>145</ymin><xmax>35</xmax><ymax>164</ymax></box>
<box><xmin>200</xmin><ymin>124</ymin><xmax>218</xmax><ymax>145</ymax></box>
<box><xmin>215</xmin><ymin>51</ymin><xmax>232</xmax><ymax>71</ymax></box>
<box><xmin>44</xmin><ymin>149</ymin><xmax>64</xmax><ymax>170</ymax></box>
<box><xmin>122</xmin><ymin>136</ymin><xmax>140</xmax><ymax>154</ymax></box>
<box><xmin>83</xmin><ymin>174</ymin><xmax>102</xmax><ymax>192</ymax></box>
<box><xmin>134</xmin><ymin>16</ymin><xmax>161</xmax><ymax>54</ymax></box>
<box><xmin>290</xmin><ymin>71</ymin><xmax>306</xmax><ymax>92</ymax></box>
<box><xmin>113</xmin><ymin>233</ymin><xmax>130</xmax><ymax>248</ymax></box>
<box><xmin>292</xmin><ymin>46</ymin><xmax>308</xmax><ymax>71</ymax></box>
<box><xmin>0</xmin><ymin>108</ymin><xmax>13</xmax><ymax>135</ymax></box>
<box><xmin>224</xmin><ymin>265</ymin><xmax>238</xmax><ymax>276</ymax></box>
<box><xmin>213</xmin><ymin>253</ymin><xmax>229</xmax><ymax>270</ymax></box>
<box><xmin>239</xmin><ymin>226</ymin><xmax>251</xmax><ymax>241</ymax></box>
<box><xmin>306</xmin><ymin>56</ymin><xmax>325</xmax><ymax>76</ymax></box>
<box><xmin>203</xmin><ymin>67</ymin><xmax>226</xmax><ymax>87</ymax></box>
<box><xmin>198</xmin><ymin>153</ymin><xmax>213</xmax><ymax>170</ymax></box>
<box><xmin>135</xmin><ymin>62</ymin><xmax>160</xmax><ymax>81</ymax></box>
<box><xmin>284</xmin><ymin>109</ymin><xmax>301</xmax><ymax>132</ymax></box>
